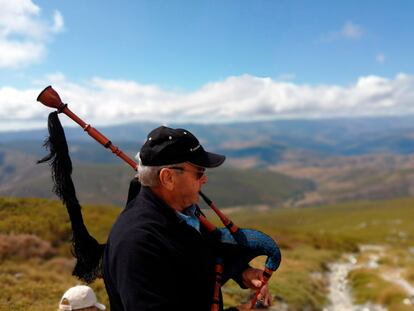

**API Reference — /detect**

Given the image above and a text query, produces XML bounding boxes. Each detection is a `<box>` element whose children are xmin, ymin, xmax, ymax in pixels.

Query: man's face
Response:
<box><xmin>171</xmin><ymin>162</ymin><xmax>207</xmax><ymax>209</ymax></box>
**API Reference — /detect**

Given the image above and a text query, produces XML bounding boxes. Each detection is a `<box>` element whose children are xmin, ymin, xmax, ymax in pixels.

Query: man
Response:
<box><xmin>103</xmin><ymin>126</ymin><xmax>271</xmax><ymax>311</ymax></box>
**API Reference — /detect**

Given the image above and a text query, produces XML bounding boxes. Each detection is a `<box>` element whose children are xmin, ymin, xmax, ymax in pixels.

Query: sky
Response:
<box><xmin>1</xmin><ymin>0</ymin><xmax>414</xmax><ymax>131</ymax></box>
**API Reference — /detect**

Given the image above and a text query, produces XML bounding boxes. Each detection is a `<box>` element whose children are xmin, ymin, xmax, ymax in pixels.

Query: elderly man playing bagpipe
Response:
<box><xmin>103</xmin><ymin>126</ymin><xmax>272</xmax><ymax>311</ymax></box>
<box><xmin>36</xmin><ymin>86</ymin><xmax>281</xmax><ymax>311</ymax></box>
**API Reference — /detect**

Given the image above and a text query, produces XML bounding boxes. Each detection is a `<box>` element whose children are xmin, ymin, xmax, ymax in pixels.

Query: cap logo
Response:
<box><xmin>190</xmin><ymin>144</ymin><xmax>201</xmax><ymax>152</ymax></box>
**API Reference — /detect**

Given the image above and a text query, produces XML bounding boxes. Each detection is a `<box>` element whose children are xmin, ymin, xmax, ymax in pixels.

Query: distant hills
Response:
<box><xmin>271</xmin><ymin>153</ymin><xmax>414</xmax><ymax>206</ymax></box>
<box><xmin>2</xmin><ymin>116</ymin><xmax>414</xmax><ymax>207</ymax></box>
<box><xmin>0</xmin><ymin>146</ymin><xmax>313</xmax><ymax>207</ymax></box>
<box><xmin>3</xmin><ymin>116</ymin><xmax>414</xmax><ymax>158</ymax></box>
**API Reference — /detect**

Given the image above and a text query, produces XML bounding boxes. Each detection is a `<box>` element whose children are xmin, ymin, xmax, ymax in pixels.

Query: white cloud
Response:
<box><xmin>1</xmin><ymin>73</ymin><xmax>414</xmax><ymax>131</ymax></box>
<box><xmin>321</xmin><ymin>21</ymin><xmax>364</xmax><ymax>41</ymax></box>
<box><xmin>376</xmin><ymin>53</ymin><xmax>385</xmax><ymax>64</ymax></box>
<box><xmin>0</xmin><ymin>39</ymin><xmax>45</xmax><ymax>67</ymax></box>
<box><xmin>341</xmin><ymin>21</ymin><xmax>363</xmax><ymax>39</ymax></box>
<box><xmin>52</xmin><ymin>10</ymin><xmax>64</xmax><ymax>33</ymax></box>
<box><xmin>0</xmin><ymin>0</ymin><xmax>64</xmax><ymax>68</ymax></box>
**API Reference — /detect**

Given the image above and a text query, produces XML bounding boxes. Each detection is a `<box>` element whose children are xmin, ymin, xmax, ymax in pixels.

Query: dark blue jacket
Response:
<box><xmin>103</xmin><ymin>186</ymin><xmax>247</xmax><ymax>311</ymax></box>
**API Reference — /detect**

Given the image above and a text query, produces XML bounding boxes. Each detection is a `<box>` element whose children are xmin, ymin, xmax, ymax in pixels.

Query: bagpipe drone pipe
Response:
<box><xmin>36</xmin><ymin>86</ymin><xmax>281</xmax><ymax>309</ymax></box>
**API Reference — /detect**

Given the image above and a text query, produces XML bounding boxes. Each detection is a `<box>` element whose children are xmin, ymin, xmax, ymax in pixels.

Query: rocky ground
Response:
<box><xmin>323</xmin><ymin>245</ymin><xmax>414</xmax><ymax>311</ymax></box>
<box><xmin>266</xmin><ymin>244</ymin><xmax>414</xmax><ymax>311</ymax></box>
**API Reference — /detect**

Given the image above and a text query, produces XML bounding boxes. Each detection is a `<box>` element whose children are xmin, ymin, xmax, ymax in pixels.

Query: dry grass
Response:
<box><xmin>0</xmin><ymin>258</ymin><xmax>108</xmax><ymax>311</ymax></box>
<box><xmin>0</xmin><ymin>234</ymin><xmax>55</xmax><ymax>260</ymax></box>
<box><xmin>2</xmin><ymin>196</ymin><xmax>414</xmax><ymax>310</ymax></box>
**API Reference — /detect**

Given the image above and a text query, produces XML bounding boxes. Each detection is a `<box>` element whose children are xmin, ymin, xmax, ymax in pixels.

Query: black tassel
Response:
<box><xmin>38</xmin><ymin>111</ymin><xmax>104</xmax><ymax>283</ymax></box>
<box><xmin>126</xmin><ymin>177</ymin><xmax>141</xmax><ymax>205</ymax></box>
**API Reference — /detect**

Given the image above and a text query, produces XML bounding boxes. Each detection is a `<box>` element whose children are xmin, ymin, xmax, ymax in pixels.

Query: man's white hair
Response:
<box><xmin>135</xmin><ymin>152</ymin><xmax>184</xmax><ymax>187</ymax></box>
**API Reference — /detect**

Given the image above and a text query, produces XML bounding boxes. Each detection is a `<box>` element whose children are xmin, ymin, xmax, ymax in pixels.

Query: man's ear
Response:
<box><xmin>158</xmin><ymin>168</ymin><xmax>175</xmax><ymax>191</ymax></box>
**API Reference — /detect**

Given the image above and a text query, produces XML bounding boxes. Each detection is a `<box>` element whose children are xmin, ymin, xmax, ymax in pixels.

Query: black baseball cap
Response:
<box><xmin>139</xmin><ymin>126</ymin><xmax>225</xmax><ymax>168</ymax></box>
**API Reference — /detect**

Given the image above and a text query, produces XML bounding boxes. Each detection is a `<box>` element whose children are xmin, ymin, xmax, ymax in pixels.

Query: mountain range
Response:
<box><xmin>2</xmin><ymin>116</ymin><xmax>414</xmax><ymax>207</ymax></box>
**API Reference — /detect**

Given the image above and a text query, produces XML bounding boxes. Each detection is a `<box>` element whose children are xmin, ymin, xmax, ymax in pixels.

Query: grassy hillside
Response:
<box><xmin>202</xmin><ymin>167</ymin><xmax>314</xmax><ymax>207</ymax></box>
<box><xmin>219</xmin><ymin>198</ymin><xmax>414</xmax><ymax>310</ymax></box>
<box><xmin>0</xmin><ymin>147</ymin><xmax>313</xmax><ymax>208</ymax></box>
<box><xmin>272</xmin><ymin>152</ymin><xmax>414</xmax><ymax>206</ymax></box>
<box><xmin>0</xmin><ymin>197</ymin><xmax>120</xmax><ymax>311</ymax></box>
<box><xmin>226</xmin><ymin>197</ymin><xmax>414</xmax><ymax>248</ymax></box>
<box><xmin>1</xmin><ymin>196</ymin><xmax>414</xmax><ymax>310</ymax></box>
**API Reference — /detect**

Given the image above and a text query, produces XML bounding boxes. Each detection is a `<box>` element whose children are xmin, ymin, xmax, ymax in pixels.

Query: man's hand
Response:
<box><xmin>238</xmin><ymin>267</ymin><xmax>272</xmax><ymax>308</ymax></box>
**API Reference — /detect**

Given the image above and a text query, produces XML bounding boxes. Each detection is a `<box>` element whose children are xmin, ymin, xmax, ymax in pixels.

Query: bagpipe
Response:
<box><xmin>37</xmin><ymin>86</ymin><xmax>281</xmax><ymax>310</ymax></box>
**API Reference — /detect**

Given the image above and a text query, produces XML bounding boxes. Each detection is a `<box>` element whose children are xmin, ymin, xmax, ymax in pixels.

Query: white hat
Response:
<box><xmin>59</xmin><ymin>285</ymin><xmax>106</xmax><ymax>310</ymax></box>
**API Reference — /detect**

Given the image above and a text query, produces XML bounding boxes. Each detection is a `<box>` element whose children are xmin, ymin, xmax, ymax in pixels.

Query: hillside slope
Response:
<box><xmin>1</xmin><ymin>196</ymin><xmax>413</xmax><ymax>310</ymax></box>
<box><xmin>0</xmin><ymin>147</ymin><xmax>313</xmax><ymax>207</ymax></box>
<box><xmin>272</xmin><ymin>152</ymin><xmax>414</xmax><ymax>206</ymax></box>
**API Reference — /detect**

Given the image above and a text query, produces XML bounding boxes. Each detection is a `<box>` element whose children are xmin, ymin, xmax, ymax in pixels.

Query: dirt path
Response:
<box><xmin>323</xmin><ymin>254</ymin><xmax>387</xmax><ymax>311</ymax></box>
<box><xmin>264</xmin><ymin>244</ymin><xmax>414</xmax><ymax>310</ymax></box>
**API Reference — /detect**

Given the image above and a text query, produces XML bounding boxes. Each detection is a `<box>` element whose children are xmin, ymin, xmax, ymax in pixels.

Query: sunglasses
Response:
<box><xmin>169</xmin><ymin>166</ymin><xmax>206</xmax><ymax>180</ymax></box>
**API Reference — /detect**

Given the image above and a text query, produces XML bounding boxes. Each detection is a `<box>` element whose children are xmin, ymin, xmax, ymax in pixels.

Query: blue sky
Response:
<box><xmin>1</xmin><ymin>0</ymin><xmax>414</xmax><ymax>130</ymax></box>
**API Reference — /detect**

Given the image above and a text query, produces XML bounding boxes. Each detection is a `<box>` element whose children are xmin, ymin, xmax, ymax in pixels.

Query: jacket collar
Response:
<box><xmin>139</xmin><ymin>186</ymin><xmax>205</xmax><ymax>230</ymax></box>
<box><xmin>139</xmin><ymin>186</ymin><xmax>182</xmax><ymax>222</ymax></box>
